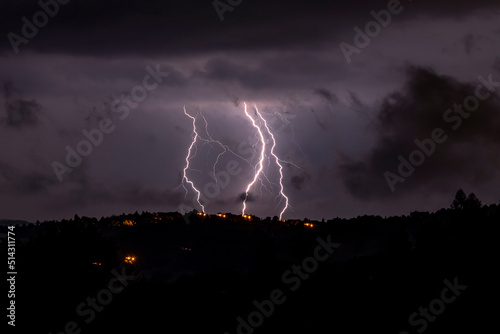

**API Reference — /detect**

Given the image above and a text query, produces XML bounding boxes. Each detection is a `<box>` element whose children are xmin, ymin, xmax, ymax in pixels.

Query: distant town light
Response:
<box><xmin>123</xmin><ymin>220</ymin><xmax>136</xmax><ymax>226</ymax></box>
<box><xmin>124</xmin><ymin>256</ymin><xmax>137</xmax><ymax>264</ymax></box>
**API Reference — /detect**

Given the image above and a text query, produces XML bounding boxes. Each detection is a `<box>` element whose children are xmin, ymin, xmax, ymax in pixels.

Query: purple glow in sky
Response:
<box><xmin>1</xmin><ymin>0</ymin><xmax>500</xmax><ymax>221</ymax></box>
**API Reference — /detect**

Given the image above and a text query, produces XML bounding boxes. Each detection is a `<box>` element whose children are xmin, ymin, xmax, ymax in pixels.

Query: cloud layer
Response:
<box><xmin>1</xmin><ymin>0</ymin><xmax>500</xmax><ymax>221</ymax></box>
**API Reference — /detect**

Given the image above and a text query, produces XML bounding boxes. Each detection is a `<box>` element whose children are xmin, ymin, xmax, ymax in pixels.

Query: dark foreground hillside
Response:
<box><xmin>2</xmin><ymin>204</ymin><xmax>498</xmax><ymax>334</ymax></box>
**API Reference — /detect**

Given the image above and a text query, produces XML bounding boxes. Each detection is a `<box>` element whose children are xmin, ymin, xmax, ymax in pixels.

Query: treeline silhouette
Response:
<box><xmin>1</xmin><ymin>190</ymin><xmax>497</xmax><ymax>333</ymax></box>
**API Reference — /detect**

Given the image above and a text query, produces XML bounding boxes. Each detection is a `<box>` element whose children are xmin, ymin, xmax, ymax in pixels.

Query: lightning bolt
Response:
<box><xmin>241</xmin><ymin>103</ymin><xmax>291</xmax><ymax>219</ymax></box>
<box><xmin>199</xmin><ymin>110</ymin><xmax>227</xmax><ymax>189</ymax></box>
<box><xmin>253</xmin><ymin>104</ymin><xmax>290</xmax><ymax>220</ymax></box>
<box><xmin>262</xmin><ymin>107</ymin><xmax>305</xmax><ymax>157</ymax></box>
<box><xmin>198</xmin><ymin>108</ymin><xmax>258</xmax><ymax>189</ymax></box>
<box><xmin>178</xmin><ymin>103</ymin><xmax>294</xmax><ymax>220</ymax></box>
<box><xmin>242</xmin><ymin>102</ymin><xmax>266</xmax><ymax>216</ymax></box>
<box><xmin>179</xmin><ymin>106</ymin><xmax>205</xmax><ymax>213</ymax></box>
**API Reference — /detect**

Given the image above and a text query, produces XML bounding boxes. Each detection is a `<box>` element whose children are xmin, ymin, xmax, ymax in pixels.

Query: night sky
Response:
<box><xmin>1</xmin><ymin>0</ymin><xmax>500</xmax><ymax>221</ymax></box>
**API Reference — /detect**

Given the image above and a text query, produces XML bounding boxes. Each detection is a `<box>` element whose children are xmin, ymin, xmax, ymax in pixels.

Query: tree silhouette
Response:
<box><xmin>451</xmin><ymin>189</ymin><xmax>467</xmax><ymax>210</ymax></box>
<box><xmin>464</xmin><ymin>192</ymin><xmax>482</xmax><ymax>209</ymax></box>
<box><xmin>451</xmin><ymin>189</ymin><xmax>482</xmax><ymax>210</ymax></box>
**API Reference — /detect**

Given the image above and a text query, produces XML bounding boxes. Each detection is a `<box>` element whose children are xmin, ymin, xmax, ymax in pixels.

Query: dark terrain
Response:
<box><xmin>1</xmin><ymin>192</ymin><xmax>498</xmax><ymax>334</ymax></box>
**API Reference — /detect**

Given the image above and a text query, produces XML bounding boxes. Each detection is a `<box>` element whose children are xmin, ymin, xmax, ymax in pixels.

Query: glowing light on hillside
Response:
<box><xmin>124</xmin><ymin>256</ymin><xmax>137</xmax><ymax>264</ymax></box>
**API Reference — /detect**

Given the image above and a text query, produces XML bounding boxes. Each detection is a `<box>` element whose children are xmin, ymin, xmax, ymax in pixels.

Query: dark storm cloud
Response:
<box><xmin>339</xmin><ymin>66</ymin><xmax>500</xmax><ymax>199</ymax></box>
<box><xmin>309</xmin><ymin>108</ymin><xmax>330</xmax><ymax>131</ymax></box>
<box><xmin>314</xmin><ymin>88</ymin><xmax>338</xmax><ymax>105</ymax></box>
<box><xmin>62</xmin><ymin>182</ymin><xmax>184</xmax><ymax>209</ymax></box>
<box><xmin>0</xmin><ymin>160</ymin><xmax>56</xmax><ymax>193</ymax></box>
<box><xmin>1</xmin><ymin>80</ymin><xmax>42</xmax><ymax>127</ymax></box>
<box><xmin>2</xmin><ymin>0</ymin><xmax>336</xmax><ymax>56</ymax></box>
<box><xmin>2</xmin><ymin>0</ymin><xmax>499</xmax><ymax>56</ymax></box>
<box><xmin>462</xmin><ymin>34</ymin><xmax>482</xmax><ymax>55</ymax></box>
<box><xmin>117</xmin><ymin>185</ymin><xmax>185</xmax><ymax>206</ymax></box>
<box><xmin>1</xmin><ymin>0</ymin><xmax>500</xmax><ymax>222</ymax></box>
<box><xmin>290</xmin><ymin>173</ymin><xmax>310</xmax><ymax>191</ymax></box>
<box><xmin>82</xmin><ymin>105</ymin><xmax>111</xmax><ymax>127</ymax></box>
<box><xmin>348</xmin><ymin>90</ymin><xmax>365</xmax><ymax>110</ymax></box>
<box><xmin>494</xmin><ymin>57</ymin><xmax>500</xmax><ymax>72</ymax></box>
<box><xmin>228</xmin><ymin>94</ymin><xmax>241</xmax><ymax>107</ymax></box>
<box><xmin>193</xmin><ymin>54</ymin><xmax>345</xmax><ymax>90</ymax></box>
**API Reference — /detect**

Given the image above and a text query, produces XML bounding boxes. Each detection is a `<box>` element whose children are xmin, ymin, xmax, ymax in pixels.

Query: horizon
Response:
<box><xmin>2</xmin><ymin>188</ymin><xmax>495</xmax><ymax>224</ymax></box>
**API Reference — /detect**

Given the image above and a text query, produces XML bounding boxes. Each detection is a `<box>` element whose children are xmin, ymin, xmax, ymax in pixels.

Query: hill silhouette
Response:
<box><xmin>1</xmin><ymin>191</ymin><xmax>497</xmax><ymax>333</ymax></box>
